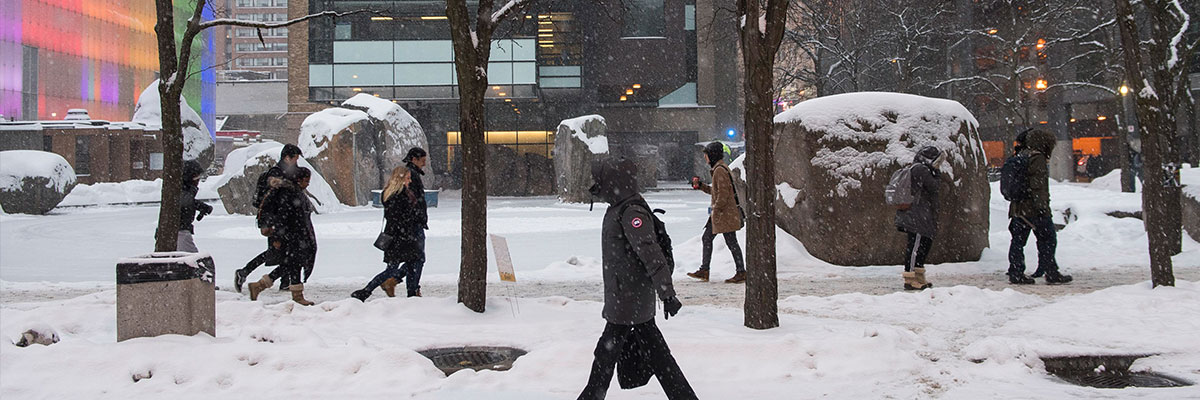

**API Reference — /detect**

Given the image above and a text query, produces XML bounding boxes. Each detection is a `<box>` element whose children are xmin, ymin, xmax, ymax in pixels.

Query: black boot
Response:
<box><xmin>1007</xmin><ymin>270</ymin><xmax>1035</xmax><ymax>285</ymax></box>
<box><xmin>351</xmin><ymin>289</ymin><xmax>371</xmax><ymax>302</ymax></box>
<box><xmin>1045</xmin><ymin>270</ymin><xmax>1073</xmax><ymax>285</ymax></box>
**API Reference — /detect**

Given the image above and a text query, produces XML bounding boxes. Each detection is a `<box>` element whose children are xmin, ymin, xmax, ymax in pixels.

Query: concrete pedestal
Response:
<box><xmin>116</xmin><ymin>252</ymin><xmax>216</xmax><ymax>342</ymax></box>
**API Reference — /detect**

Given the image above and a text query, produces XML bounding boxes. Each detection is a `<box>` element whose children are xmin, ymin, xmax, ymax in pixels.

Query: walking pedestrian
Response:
<box><xmin>1005</xmin><ymin>129</ymin><xmax>1073</xmax><ymax>284</ymax></box>
<box><xmin>578</xmin><ymin>157</ymin><xmax>696</xmax><ymax>400</ymax></box>
<box><xmin>398</xmin><ymin>147</ymin><xmax>429</xmax><ymax>297</ymax></box>
<box><xmin>686</xmin><ymin>142</ymin><xmax>746</xmax><ymax>283</ymax></box>
<box><xmin>248</xmin><ymin>166</ymin><xmax>318</xmax><ymax>305</ymax></box>
<box><xmin>895</xmin><ymin>146</ymin><xmax>944</xmax><ymax>290</ymax></box>
<box><xmin>177</xmin><ymin>160</ymin><xmax>213</xmax><ymax>252</ymax></box>
<box><xmin>234</xmin><ymin>144</ymin><xmax>302</xmax><ymax>293</ymax></box>
<box><xmin>352</xmin><ymin>166</ymin><xmax>423</xmax><ymax>301</ymax></box>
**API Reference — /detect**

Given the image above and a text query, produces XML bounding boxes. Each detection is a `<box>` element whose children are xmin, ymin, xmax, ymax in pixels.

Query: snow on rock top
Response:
<box><xmin>559</xmin><ymin>115</ymin><xmax>608</xmax><ymax>154</ymax></box>
<box><xmin>339</xmin><ymin>94</ymin><xmax>426</xmax><ymax>155</ymax></box>
<box><xmin>775</xmin><ymin>92</ymin><xmax>983</xmax><ymax>197</ymax></box>
<box><xmin>0</xmin><ymin>150</ymin><xmax>76</xmax><ymax>192</ymax></box>
<box><xmin>131</xmin><ymin>80</ymin><xmax>214</xmax><ymax>162</ymax></box>
<box><xmin>298</xmin><ymin>107</ymin><xmax>369</xmax><ymax>158</ymax></box>
<box><xmin>1183</xmin><ymin>166</ymin><xmax>1199</xmax><ymax>200</ymax></box>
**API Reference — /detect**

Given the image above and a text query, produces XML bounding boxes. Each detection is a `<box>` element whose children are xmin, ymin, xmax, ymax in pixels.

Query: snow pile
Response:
<box><xmin>297</xmin><ymin>108</ymin><xmax>369</xmax><ymax>158</ymax></box>
<box><xmin>775</xmin><ymin>92</ymin><xmax>982</xmax><ymax>196</ymax></box>
<box><xmin>1087</xmin><ymin>168</ymin><xmax>1136</xmax><ymax>192</ymax></box>
<box><xmin>210</xmin><ymin>141</ymin><xmax>342</xmax><ymax>214</ymax></box>
<box><xmin>0</xmin><ymin>150</ymin><xmax>76</xmax><ymax>192</ymax></box>
<box><xmin>1183</xmin><ymin>166</ymin><xmax>1199</xmax><ymax>200</ymax></box>
<box><xmin>559</xmin><ymin>115</ymin><xmax>608</xmax><ymax>154</ymax></box>
<box><xmin>131</xmin><ymin>80</ymin><xmax>214</xmax><ymax>163</ymax></box>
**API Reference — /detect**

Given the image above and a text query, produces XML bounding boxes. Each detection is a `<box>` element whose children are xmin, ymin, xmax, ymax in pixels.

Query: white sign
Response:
<box><xmin>149</xmin><ymin>153</ymin><xmax>164</xmax><ymax>170</ymax></box>
<box><xmin>491</xmin><ymin>234</ymin><xmax>516</xmax><ymax>282</ymax></box>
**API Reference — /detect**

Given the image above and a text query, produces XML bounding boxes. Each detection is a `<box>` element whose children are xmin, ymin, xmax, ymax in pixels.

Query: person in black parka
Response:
<box><xmin>894</xmin><ymin>146</ymin><xmax>943</xmax><ymax>290</ymax></box>
<box><xmin>234</xmin><ymin>143</ymin><xmax>302</xmax><ymax>293</ymax></box>
<box><xmin>351</xmin><ymin>166</ymin><xmax>423</xmax><ymax>301</ymax></box>
<box><xmin>248</xmin><ymin>166</ymin><xmax>317</xmax><ymax>306</ymax></box>
<box><xmin>177</xmin><ymin>160</ymin><xmax>213</xmax><ymax>252</ymax></box>
<box><xmin>577</xmin><ymin>157</ymin><xmax>696</xmax><ymax>400</ymax></box>
<box><xmin>397</xmin><ymin>147</ymin><xmax>429</xmax><ymax>297</ymax></box>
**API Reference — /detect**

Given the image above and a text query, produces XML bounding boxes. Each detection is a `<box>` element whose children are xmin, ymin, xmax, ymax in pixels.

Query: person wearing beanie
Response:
<box><xmin>686</xmin><ymin>142</ymin><xmax>746</xmax><ymax>283</ymax></box>
<box><xmin>235</xmin><ymin>143</ymin><xmax>304</xmax><ymax>293</ymax></box>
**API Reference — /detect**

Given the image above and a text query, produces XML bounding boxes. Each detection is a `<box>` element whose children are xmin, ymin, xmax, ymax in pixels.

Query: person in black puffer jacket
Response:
<box><xmin>248</xmin><ymin>166</ymin><xmax>317</xmax><ymax>306</ymax></box>
<box><xmin>177</xmin><ymin>160</ymin><xmax>213</xmax><ymax>252</ymax></box>
<box><xmin>352</xmin><ymin>166</ymin><xmax>423</xmax><ymax>301</ymax></box>
<box><xmin>894</xmin><ymin>146</ymin><xmax>943</xmax><ymax>290</ymax></box>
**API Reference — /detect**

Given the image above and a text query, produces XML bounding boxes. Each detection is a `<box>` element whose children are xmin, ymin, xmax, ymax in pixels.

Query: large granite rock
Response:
<box><xmin>732</xmin><ymin>92</ymin><xmax>990</xmax><ymax>266</ymax></box>
<box><xmin>554</xmin><ymin>115</ymin><xmax>609</xmax><ymax>202</ymax></box>
<box><xmin>631</xmin><ymin>144</ymin><xmax>659</xmax><ymax>189</ymax></box>
<box><xmin>298</xmin><ymin>94</ymin><xmax>428</xmax><ymax>206</ymax></box>
<box><xmin>132</xmin><ymin>80</ymin><xmax>215</xmax><ymax>169</ymax></box>
<box><xmin>213</xmin><ymin>142</ymin><xmax>340</xmax><ymax>214</ymax></box>
<box><xmin>0</xmin><ymin>150</ymin><xmax>77</xmax><ymax>214</ymax></box>
<box><xmin>1184</xmin><ymin>187</ymin><xmax>1200</xmax><ymax>243</ymax></box>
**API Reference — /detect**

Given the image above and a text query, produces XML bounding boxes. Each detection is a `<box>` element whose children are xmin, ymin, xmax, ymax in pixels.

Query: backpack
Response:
<box><xmin>1000</xmin><ymin>152</ymin><xmax>1031</xmax><ymax>201</ymax></box>
<box><xmin>885</xmin><ymin>165</ymin><xmax>915</xmax><ymax>210</ymax></box>
<box><xmin>620</xmin><ymin>200</ymin><xmax>675</xmax><ymax>269</ymax></box>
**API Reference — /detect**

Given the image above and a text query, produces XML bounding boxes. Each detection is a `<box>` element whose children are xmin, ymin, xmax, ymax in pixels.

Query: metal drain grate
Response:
<box><xmin>1041</xmin><ymin>354</ymin><xmax>1193</xmax><ymax>389</ymax></box>
<box><xmin>418</xmin><ymin>346</ymin><xmax>528</xmax><ymax>376</ymax></box>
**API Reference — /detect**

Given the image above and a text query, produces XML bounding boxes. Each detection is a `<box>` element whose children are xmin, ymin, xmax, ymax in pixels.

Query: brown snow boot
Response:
<box><xmin>724</xmin><ymin>271</ymin><xmax>746</xmax><ymax>283</ymax></box>
<box><xmin>290</xmin><ymin>283</ymin><xmax>315</xmax><ymax>306</ymax></box>
<box><xmin>686</xmin><ymin>269</ymin><xmax>709</xmax><ymax>282</ymax></box>
<box><xmin>913</xmin><ymin>268</ymin><xmax>933</xmax><ymax>290</ymax></box>
<box><xmin>248</xmin><ymin>275</ymin><xmax>275</xmax><ymax>301</ymax></box>
<box><xmin>902</xmin><ymin>271</ymin><xmax>920</xmax><ymax>290</ymax></box>
<box><xmin>380</xmin><ymin>278</ymin><xmax>398</xmax><ymax>297</ymax></box>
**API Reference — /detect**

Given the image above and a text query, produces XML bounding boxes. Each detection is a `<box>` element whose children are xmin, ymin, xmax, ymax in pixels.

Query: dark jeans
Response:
<box><xmin>904</xmin><ymin>232</ymin><xmax>933</xmax><ymax>272</ymax></box>
<box><xmin>241</xmin><ymin>245</ymin><xmax>287</xmax><ymax>288</ymax></box>
<box><xmin>268</xmin><ymin>243</ymin><xmax>314</xmax><ymax>288</ymax></box>
<box><xmin>578</xmin><ymin>320</ymin><xmax>697</xmax><ymax>400</ymax></box>
<box><xmin>399</xmin><ymin>230</ymin><xmax>426</xmax><ymax>296</ymax></box>
<box><xmin>1008</xmin><ymin>216</ymin><xmax>1058</xmax><ymax>276</ymax></box>
<box><xmin>700</xmin><ymin>219</ymin><xmax>745</xmax><ymax>273</ymax></box>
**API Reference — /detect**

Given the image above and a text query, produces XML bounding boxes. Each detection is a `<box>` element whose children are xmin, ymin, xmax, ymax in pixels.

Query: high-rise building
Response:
<box><xmin>213</xmin><ymin>0</ymin><xmax>291</xmax><ymax>81</ymax></box>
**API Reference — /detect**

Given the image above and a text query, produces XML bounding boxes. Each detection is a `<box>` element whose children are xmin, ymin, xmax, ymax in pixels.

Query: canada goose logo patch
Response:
<box><xmin>631</xmin><ymin>217</ymin><xmax>643</xmax><ymax>228</ymax></box>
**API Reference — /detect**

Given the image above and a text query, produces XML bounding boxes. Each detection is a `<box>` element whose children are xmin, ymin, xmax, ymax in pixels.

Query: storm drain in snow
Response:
<box><xmin>1041</xmin><ymin>354</ymin><xmax>1192</xmax><ymax>389</ymax></box>
<box><xmin>418</xmin><ymin>346</ymin><xmax>528</xmax><ymax>376</ymax></box>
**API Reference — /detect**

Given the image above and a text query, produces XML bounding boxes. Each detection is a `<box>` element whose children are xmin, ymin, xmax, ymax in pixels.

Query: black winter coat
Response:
<box><xmin>406</xmin><ymin>161</ymin><xmax>429</xmax><ymax>229</ymax></box>
<box><xmin>260</xmin><ymin>180</ymin><xmax>316</xmax><ymax>252</ymax></box>
<box><xmin>382</xmin><ymin>187</ymin><xmax>422</xmax><ymax>264</ymax></box>
<box><xmin>894</xmin><ymin>162</ymin><xmax>940</xmax><ymax>238</ymax></box>
<box><xmin>593</xmin><ymin>158</ymin><xmax>676</xmax><ymax>325</ymax></box>
<box><xmin>179</xmin><ymin>184</ymin><xmax>212</xmax><ymax>233</ymax></box>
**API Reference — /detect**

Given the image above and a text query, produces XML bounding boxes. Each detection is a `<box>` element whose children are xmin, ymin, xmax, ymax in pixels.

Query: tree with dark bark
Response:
<box><xmin>445</xmin><ymin>0</ymin><xmax>537</xmax><ymax>313</ymax></box>
<box><xmin>151</xmin><ymin>0</ymin><xmax>363</xmax><ymax>251</ymax></box>
<box><xmin>738</xmin><ymin>0</ymin><xmax>789</xmax><ymax>330</ymax></box>
<box><xmin>1112</xmin><ymin>0</ymin><xmax>1196</xmax><ymax>287</ymax></box>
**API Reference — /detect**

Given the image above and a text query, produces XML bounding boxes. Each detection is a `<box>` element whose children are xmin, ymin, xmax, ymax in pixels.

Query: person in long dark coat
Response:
<box><xmin>400</xmin><ymin>147</ymin><xmax>429</xmax><ymax>297</ymax></box>
<box><xmin>177</xmin><ymin>160</ymin><xmax>213</xmax><ymax>252</ymax></box>
<box><xmin>1008</xmin><ymin>129</ymin><xmax>1073</xmax><ymax>284</ymax></box>
<box><xmin>248</xmin><ymin>166</ymin><xmax>317</xmax><ymax>306</ymax></box>
<box><xmin>895</xmin><ymin>146</ymin><xmax>943</xmax><ymax>290</ymax></box>
<box><xmin>352</xmin><ymin>166</ymin><xmax>423</xmax><ymax>301</ymax></box>
<box><xmin>578</xmin><ymin>157</ymin><xmax>696</xmax><ymax>400</ymax></box>
<box><xmin>235</xmin><ymin>143</ymin><xmax>302</xmax><ymax>293</ymax></box>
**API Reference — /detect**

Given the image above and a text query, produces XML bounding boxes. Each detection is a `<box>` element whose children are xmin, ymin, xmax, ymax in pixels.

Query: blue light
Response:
<box><xmin>726</xmin><ymin>129</ymin><xmax>736</xmax><ymax>138</ymax></box>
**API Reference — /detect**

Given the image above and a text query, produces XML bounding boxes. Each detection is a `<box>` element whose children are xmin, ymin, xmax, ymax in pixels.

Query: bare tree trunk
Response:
<box><xmin>1114</xmin><ymin>0</ymin><xmax>1178</xmax><ymax>287</ymax></box>
<box><xmin>153</xmin><ymin>0</ymin><xmax>184</xmax><ymax>252</ymax></box>
<box><xmin>739</xmin><ymin>0</ymin><xmax>788</xmax><ymax>330</ymax></box>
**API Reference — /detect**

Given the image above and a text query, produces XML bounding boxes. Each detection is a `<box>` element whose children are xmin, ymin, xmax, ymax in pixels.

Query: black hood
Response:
<box><xmin>590</xmin><ymin>157</ymin><xmax>639</xmax><ymax>204</ymax></box>
<box><xmin>913</xmin><ymin>146</ymin><xmax>940</xmax><ymax>166</ymax></box>
<box><xmin>182</xmin><ymin>160</ymin><xmax>205</xmax><ymax>187</ymax></box>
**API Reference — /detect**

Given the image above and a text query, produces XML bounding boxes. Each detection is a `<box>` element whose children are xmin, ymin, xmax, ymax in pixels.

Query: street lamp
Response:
<box><xmin>1119</xmin><ymin>84</ymin><xmax>1130</xmax><ymax>96</ymax></box>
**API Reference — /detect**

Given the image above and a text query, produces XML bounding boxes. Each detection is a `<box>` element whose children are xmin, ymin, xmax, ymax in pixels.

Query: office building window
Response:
<box><xmin>623</xmin><ymin>0</ymin><xmax>665</xmax><ymax>37</ymax></box>
<box><xmin>75</xmin><ymin>137</ymin><xmax>91</xmax><ymax>176</ymax></box>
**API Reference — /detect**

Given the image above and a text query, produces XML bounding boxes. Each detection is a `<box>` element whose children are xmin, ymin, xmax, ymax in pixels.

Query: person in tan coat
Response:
<box><xmin>687</xmin><ymin>142</ymin><xmax>746</xmax><ymax>283</ymax></box>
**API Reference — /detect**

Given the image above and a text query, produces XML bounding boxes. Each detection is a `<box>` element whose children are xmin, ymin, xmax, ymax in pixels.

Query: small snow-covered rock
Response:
<box><xmin>213</xmin><ymin>142</ymin><xmax>341</xmax><ymax>214</ymax></box>
<box><xmin>132</xmin><ymin>80</ymin><xmax>215</xmax><ymax>169</ymax></box>
<box><xmin>13</xmin><ymin>324</ymin><xmax>59</xmax><ymax>347</ymax></box>
<box><xmin>298</xmin><ymin>95</ymin><xmax>428</xmax><ymax>206</ymax></box>
<box><xmin>0</xmin><ymin>150</ymin><xmax>77</xmax><ymax>214</ymax></box>
<box><xmin>555</xmin><ymin>115</ymin><xmax>608</xmax><ymax>203</ymax></box>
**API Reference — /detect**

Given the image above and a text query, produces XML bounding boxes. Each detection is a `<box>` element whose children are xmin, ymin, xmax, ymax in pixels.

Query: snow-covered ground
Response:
<box><xmin>3</xmin><ymin>177</ymin><xmax>1200</xmax><ymax>398</ymax></box>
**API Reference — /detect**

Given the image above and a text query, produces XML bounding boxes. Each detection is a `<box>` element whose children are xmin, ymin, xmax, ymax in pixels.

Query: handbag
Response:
<box><xmin>373</xmin><ymin>215</ymin><xmax>393</xmax><ymax>251</ymax></box>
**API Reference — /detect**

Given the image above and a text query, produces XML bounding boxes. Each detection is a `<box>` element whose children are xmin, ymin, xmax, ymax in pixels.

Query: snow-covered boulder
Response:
<box><xmin>298</xmin><ymin>94</ymin><xmax>427</xmax><ymax>206</ymax></box>
<box><xmin>132</xmin><ymin>80</ymin><xmax>215</xmax><ymax>169</ymax></box>
<box><xmin>1183</xmin><ymin>167</ymin><xmax>1200</xmax><ymax>243</ymax></box>
<box><xmin>213</xmin><ymin>142</ymin><xmax>341</xmax><ymax>214</ymax></box>
<box><xmin>555</xmin><ymin>115</ymin><xmax>608</xmax><ymax>202</ymax></box>
<box><xmin>734</xmin><ymin>92</ymin><xmax>990</xmax><ymax>266</ymax></box>
<box><xmin>485</xmin><ymin>144</ymin><xmax>554</xmax><ymax>196</ymax></box>
<box><xmin>0</xmin><ymin>150</ymin><xmax>77</xmax><ymax>214</ymax></box>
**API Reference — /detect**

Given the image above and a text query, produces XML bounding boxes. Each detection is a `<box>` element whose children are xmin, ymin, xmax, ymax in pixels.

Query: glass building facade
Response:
<box><xmin>0</xmin><ymin>0</ymin><xmax>213</xmax><ymax>132</ymax></box>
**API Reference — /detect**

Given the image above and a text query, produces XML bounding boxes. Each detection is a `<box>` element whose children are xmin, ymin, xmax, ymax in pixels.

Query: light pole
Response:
<box><xmin>1116</xmin><ymin>83</ymin><xmax>1137</xmax><ymax>192</ymax></box>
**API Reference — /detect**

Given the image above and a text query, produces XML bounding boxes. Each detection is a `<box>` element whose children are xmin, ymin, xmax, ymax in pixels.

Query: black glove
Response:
<box><xmin>196</xmin><ymin>203</ymin><xmax>213</xmax><ymax>221</ymax></box>
<box><xmin>663</xmin><ymin>297</ymin><xmax>682</xmax><ymax>320</ymax></box>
